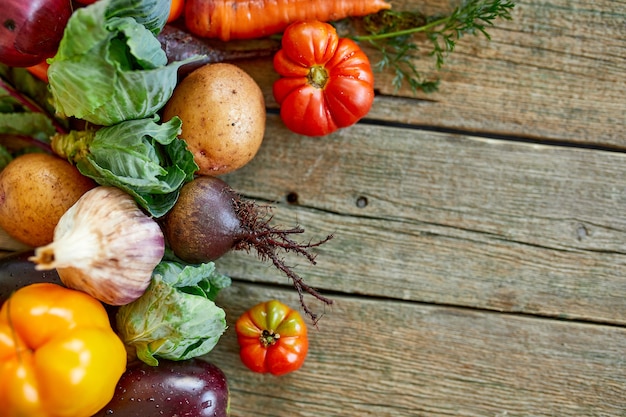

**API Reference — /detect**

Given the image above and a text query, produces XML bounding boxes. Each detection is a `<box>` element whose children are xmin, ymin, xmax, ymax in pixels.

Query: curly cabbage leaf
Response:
<box><xmin>52</xmin><ymin>116</ymin><xmax>198</xmax><ymax>217</ymax></box>
<box><xmin>47</xmin><ymin>0</ymin><xmax>202</xmax><ymax>125</ymax></box>
<box><xmin>116</xmin><ymin>261</ymin><xmax>231</xmax><ymax>366</ymax></box>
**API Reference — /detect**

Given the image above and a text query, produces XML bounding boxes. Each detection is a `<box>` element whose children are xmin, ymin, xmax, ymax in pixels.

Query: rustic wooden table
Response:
<box><xmin>207</xmin><ymin>0</ymin><xmax>626</xmax><ymax>415</ymax></box>
<box><xmin>1</xmin><ymin>0</ymin><xmax>624</xmax><ymax>416</ymax></box>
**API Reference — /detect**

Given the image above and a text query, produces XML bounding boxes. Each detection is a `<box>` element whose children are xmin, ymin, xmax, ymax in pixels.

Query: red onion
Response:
<box><xmin>0</xmin><ymin>0</ymin><xmax>72</xmax><ymax>67</ymax></box>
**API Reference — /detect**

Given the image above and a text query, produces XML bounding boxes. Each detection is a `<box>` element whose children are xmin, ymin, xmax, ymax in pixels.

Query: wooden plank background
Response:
<box><xmin>208</xmin><ymin>284</ymin><xmax>626</xmax><ymax>416</ymax></box>
<box><xmin>236</xmin><ymin>0</ymin><xmax>626</xmax><ymax>146</ymax></box>
<box><xmin>209</xmin><ymin>0</ymin><xmax>626</xmax><ymax>415</ymax></box>
<box><xmin>1</xmin><ymin>0</ymin><xmax>625</xmax><ymax>415</ymax></box>
<box><xmin>219</xmin><ymin>119</ymin><xmax>626</xmax><ymax>325</ymax></box>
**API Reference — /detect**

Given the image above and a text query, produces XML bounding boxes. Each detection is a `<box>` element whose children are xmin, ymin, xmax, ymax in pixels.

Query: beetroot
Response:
<box><xmin>157</xmin><ymin>24</ymin><xmax>279</xmax><ymax>76</ymax></box>
<box><xmin>161</xmin><ymin>175</ymin><xmax>333</xmax><ymax>322</ymax></box>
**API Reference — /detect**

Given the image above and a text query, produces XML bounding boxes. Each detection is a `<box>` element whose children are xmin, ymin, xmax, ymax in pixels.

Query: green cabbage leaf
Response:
<box><xmin>52</xmin><ymin>116</ymin><xmax>198</xmax><ymax>217</ymax></box>
<box><xmin>116</xmin><ymin>260</ymin><xmax>231</xmax><ymax>366</ymax></box>
<box><xmin>47</xmin><ymin>0</ymin><xmax>202</xmax><ymax>125</ymax></box>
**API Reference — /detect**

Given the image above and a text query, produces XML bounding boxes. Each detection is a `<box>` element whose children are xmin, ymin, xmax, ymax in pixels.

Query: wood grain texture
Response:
<box><xmin>233</xmin><ymin>0</ymin><xmax>626</xmax><ymax>146</ymax></box>
<box><xmin>218</xmin><ymin>117</ymin><xmax>626</xmax><ymax>324</ymax></box>
<box><xmin>205</xmin><ymin>283</ymin><xmax>626</xmax><ymax>417</ymax></box>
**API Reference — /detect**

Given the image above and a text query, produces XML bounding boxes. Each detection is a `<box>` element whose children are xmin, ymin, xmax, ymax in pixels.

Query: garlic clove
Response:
<box><xmin>29</xmin><ymin>186</ymin><xmax>165</xmax><ymax>305</ymax></box>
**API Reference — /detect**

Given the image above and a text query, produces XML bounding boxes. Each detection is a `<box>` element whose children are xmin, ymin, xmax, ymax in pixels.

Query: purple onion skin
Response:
<box><xmin>0</xmin><ymin>0</ymin><xmax>73</xmax><ymax>67</ymax></box>
<box><xmin>93</xmin><ymin>359</ymin><xmax>231</xmax><ymax>417</ymax></box>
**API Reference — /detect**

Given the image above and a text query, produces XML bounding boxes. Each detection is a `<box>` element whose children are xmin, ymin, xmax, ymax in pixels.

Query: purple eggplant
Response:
<box><xmin>0</xmin><ymin>250</ymin><xmax>62</xmax><ymax>303</ymax></box>
<box><xmin>93</xmin><ymin>359</ymin><xmax>230</xmax><ymax>417</ymax></box>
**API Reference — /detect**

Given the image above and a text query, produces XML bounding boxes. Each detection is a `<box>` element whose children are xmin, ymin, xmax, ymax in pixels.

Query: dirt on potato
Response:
<box><xmin>162</xmin><ymin>63</ymin><xmax>266</xmax><ymax>176</ymax></box>
<box><xmin>0</xmin><ymin>152</ymin><xmax>96</xmax><ymax>247</ymax></box>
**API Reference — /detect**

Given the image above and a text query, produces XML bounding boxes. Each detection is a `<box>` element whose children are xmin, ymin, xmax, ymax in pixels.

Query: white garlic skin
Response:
<box><xmin>30</xmin><ymin>186</ymin><xmax>165</xmax><ymax>305</ymax></box>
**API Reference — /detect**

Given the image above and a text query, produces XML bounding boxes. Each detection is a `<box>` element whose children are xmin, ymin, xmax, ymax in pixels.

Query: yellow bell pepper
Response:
<box><xmin>0</xmin><ymin>283</ymin><xmax>127</xmax><ymax>417</ymax></box>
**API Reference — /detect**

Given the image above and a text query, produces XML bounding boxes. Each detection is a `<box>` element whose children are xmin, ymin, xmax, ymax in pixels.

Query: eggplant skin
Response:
<box><xmin>0</xmin><ymin>250</ymin><xmax>62</xmax><ymax>304</ymax></box>
<box><xmin>93</xmin><ymin>359</ymin><xmax>230</xmax><ymax>417</ymax></box>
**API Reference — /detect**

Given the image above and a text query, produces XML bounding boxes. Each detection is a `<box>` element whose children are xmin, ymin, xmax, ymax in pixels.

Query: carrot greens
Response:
<box><xmin>352</xmin><ymin>0</ymin><xmax>516</xmax><ymax>93</ymax></box>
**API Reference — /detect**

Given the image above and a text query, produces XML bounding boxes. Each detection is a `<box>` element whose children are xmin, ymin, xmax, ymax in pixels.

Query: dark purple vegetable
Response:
<box><xmin>158</xmin><ymin>24</ymin><xmax>279</xmax><ymax>75</ymax></box>
<box><xmin>161</xmin><ymin>175</ymin><xmax>333</xmax><ymax>322</ymax></box>
<box><xmin>0</xmin><ymin>250</ymin><xmax>62</xmax><ymax>304</ymax></box>
<box><xmin>0</xmin><ymin>0</ymin><xmax>72</xmax><ymax>67</ymax></box>
<box><xmin>92</xmin><ymin>359</ymin><xmax>230</xmax><ymax>417</ymax></box>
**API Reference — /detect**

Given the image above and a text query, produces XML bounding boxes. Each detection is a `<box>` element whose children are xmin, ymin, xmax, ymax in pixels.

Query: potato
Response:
<box><xmin>162</xmin><ymin>63</ymin><xmax>265</xmax><ymax>176</ymax></box>
<box><xmin>0</xmin><ymin>152</ymin><xmax>96</xmax><ymax>247</ymax></box>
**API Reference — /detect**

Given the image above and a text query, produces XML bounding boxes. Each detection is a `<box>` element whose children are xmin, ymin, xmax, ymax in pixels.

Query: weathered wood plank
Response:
<box><xmin>233</xmin><ymin>0</ymin><xmax>626</xmax><ymax>146</ymax></box>
<box><xmin>219</xmin><ymin>117</ymin><xmax>626</xmax><ymax>324</ymax></box>
<box><xmin>205</xmin><ymin>282</ymin><xmax>626</xmax><ymax>417</ymax></box>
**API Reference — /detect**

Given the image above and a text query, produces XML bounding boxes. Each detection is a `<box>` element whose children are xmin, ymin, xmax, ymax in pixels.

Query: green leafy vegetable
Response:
<box><xmin>0</xmin><ymin>65</ymin><xmax>66</xmax><ymax>142</ymax></box>
<box><xmin>106</xmin><ymin>0</ymin><xmax>171</xmax><ymax>35</ymax></box>
<box><xmin>0</xmin><ymin>113</ymin><xmax>55</xmax><ymax>143</ymax></box>
<box><xmin>0</xmin><ymin>66</ymin><xmax>61</xmax><ymax>156</ymax></box>
<box><xmin>47</xmin><ymin>0</ymin><xmax>203</xmax><ymax>125</ymax></box>
<box><xmin>116</xmin><ymin>260</ymin><xmax>231</xmax><ymax>366</ymax></box>
<box><xmin>352</xmin><ymin>0</ymin><xmax>515</xmax><ymax>92</ymax></box>
<box><xmin>51</xmin><ymin>116</ymin><xmax>198</xmax><ymax>217</ymax></box>
<box><xmin>155</xmin><ymin>261</ymin><xmax>232</xmax><ymax>301</ymax></box>
<box><xmin>0</xmin><ymin>65</ymin><xmax>61</xmax><ymax>121</ymax></box>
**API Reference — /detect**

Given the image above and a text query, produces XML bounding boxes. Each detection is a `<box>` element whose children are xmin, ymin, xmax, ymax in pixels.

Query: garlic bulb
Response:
<box><xmin>29</xmin><ymin>186</ymin><xmax>165</xmax><ymax>305</ymax></box>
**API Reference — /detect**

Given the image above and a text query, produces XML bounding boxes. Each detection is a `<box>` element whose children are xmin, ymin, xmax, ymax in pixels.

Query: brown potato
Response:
<box><xmin>0</xmin><ymin>153</ymin><xmax>96</xmax><ymax>247</ymax></box>
<box><xmin>162</xmin><ymin>63</ymin><xmax>265</xmax><ymax>176</ymax></box>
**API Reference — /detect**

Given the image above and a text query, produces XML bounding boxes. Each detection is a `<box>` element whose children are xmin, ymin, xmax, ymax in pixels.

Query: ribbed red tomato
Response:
<box><xmin>272</xmin><ymin>20</ymin><xmax>375</xmax><ymax>137</ymax></box>
<box><xmin>235</xmin><ymin>300</ymin><xmax>308</xmax><ymax>376</ymax></box>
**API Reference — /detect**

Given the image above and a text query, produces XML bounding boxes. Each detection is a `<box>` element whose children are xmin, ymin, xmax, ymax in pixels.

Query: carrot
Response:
<box><xmin>168</xmin><ymin>0</ymin><xmax>186</xmax><ymax>22</ymax></box>
<box><xmin>26</xmin><ymin>61</ymin><xmax>50</xmax><ymax>83</ymax></box>
<box><xmin>184</xmin><ymin>0</ymin><xmax>392</xmax><ymax>41</ymax></box>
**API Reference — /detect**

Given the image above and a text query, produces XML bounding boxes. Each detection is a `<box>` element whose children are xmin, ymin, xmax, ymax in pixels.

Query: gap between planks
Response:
<box><xmin>206</xmin><ymin>281</ymin><xmax>626</xmax><ymax>417</ymax></box>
